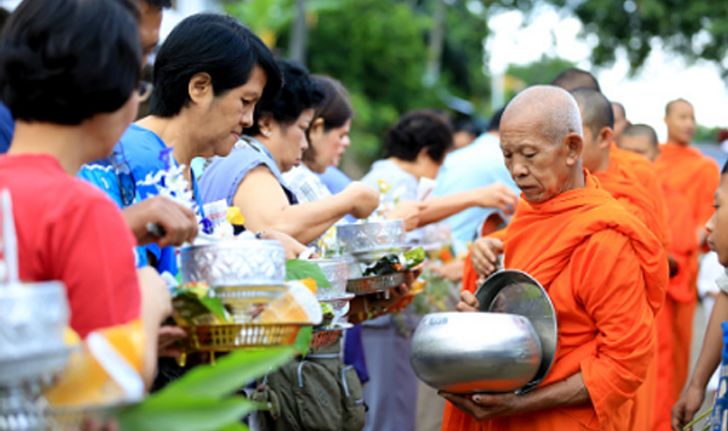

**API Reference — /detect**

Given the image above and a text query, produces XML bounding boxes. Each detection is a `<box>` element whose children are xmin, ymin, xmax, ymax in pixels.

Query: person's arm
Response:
<box><xmin>673</xmin><ymin>290</ymin><xmax>728</xmax><ymax>430</ymax></box>
<box><xmin>234</xmin><ymin>167</ymin><xmax>378</xmax><ymax>244</ymax></box>
<box><xmin>137</xmin><ymin>267</ymin><xmax>173</xmax><ymax>385</ymax></box>
<box><xmin>418</xmin><ymin>184</ymin><xmax>517</xmax><ymax>227</ymax></box>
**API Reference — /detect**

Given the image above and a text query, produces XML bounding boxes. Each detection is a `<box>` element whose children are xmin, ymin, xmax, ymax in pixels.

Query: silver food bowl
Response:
<box><xmin>410</xmin><ymin>312</ymin><xmax>542</xmax><ymax>394</ymax></box>
<box><xmin>310</xmin><ymin>258</ymin><xmax>349</xmax><ymax>299</ymax></box>
<box><xmin>336</xmin><ymin>220</ymin><xmax>405</xmax><ymax>262</ymax></box>
<box><xmin>475</xmin><ymin>270</ymin><xmax>558</xmax><ymax>392</ymax></box>
<box><xmin>179</xmin><ymin>239</ymin><xmax>286</xmax><ymax>287</ymax></box>
<box><xmin>0</xmin><ymin>281</ymin><xmax>70</xmax><ymax>387</ymax></box>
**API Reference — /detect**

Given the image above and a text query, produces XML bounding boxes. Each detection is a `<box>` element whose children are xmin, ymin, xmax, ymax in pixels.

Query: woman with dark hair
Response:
<box><xmin>359</xmin><ymin>110</ymin><xmax>519</xmax><ymax>431</ymax></box>
<box><xmin>0</xmin><ymin>0</ymin><xmax>170</xmax><ymax>382</ymax></box>
<box><xmin>200</xmin><ymin>60</ymin><xmax>380</xmax><ymax>245</ymax></box>
<box><xmin>116</xmin><ymin>13</ymin><xmax>283</xmax><ymax>272</ymax></box>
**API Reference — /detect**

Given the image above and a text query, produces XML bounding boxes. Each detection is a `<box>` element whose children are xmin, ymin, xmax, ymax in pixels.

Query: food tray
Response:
<box><xmin>310</xmin><ymin>323</ymin><xmax>353</xmax><ymax>350</ymax></box>
<box><xmin>185</xmin><ymin>323</ymin><xmax>304</xmax><ymax>352</ymax></box>
<box><xmin>346</xmin><ymin>272</ymin><xmax>407</xmax><ymax>296</ymax></box>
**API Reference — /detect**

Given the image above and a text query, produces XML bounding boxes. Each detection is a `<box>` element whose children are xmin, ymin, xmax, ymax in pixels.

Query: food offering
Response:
<box><xmin>346</xmin><ymin>247</ymin><xmax>426</xmax><ymax>296</ymax></box>
<box><xmin>170</xmin><ymin>281</ymin><xmax>319</xmax><ymax>356</ymax></box>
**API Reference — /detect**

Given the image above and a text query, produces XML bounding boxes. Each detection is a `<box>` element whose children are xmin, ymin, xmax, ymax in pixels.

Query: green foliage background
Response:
<box><xmin>225</xmin><ymin>0</ymin><xmax>728</xmax><ymax>173</ymax></box>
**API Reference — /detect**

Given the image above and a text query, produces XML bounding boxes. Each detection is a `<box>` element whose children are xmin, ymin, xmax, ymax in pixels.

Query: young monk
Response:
<box><xmin>655</xmin><ymin>99</ymin><xmax>721</xmax><ymax>400</ymax></box>
<box><xmin>672</xmin><ymin>161</ymin><xmax>728</xmax><ymax>430</ymax></box>
<box><xmin>618</xmin><ymin>123</ymin><xmax>698</xmax><ymax>430</ymax></box>
<box><xmin>570</xmin><ymin>89</ymin><xmax>672</xmax><ymax>431</ymax></box>
<box><xmin>611</xmin><ymin>102</ymin><xmax>629</xmax><ymax>139</ymax></box>
<box><xmin>442</xmin><ymin>86</ymin><xmax>667</xmax><ymax>431</ymax></box>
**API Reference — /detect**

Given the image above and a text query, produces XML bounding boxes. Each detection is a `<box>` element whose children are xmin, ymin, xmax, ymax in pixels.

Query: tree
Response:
<box><xmin>483</xmin><ymin>0</ymin><xmax>728</xmax><ymax>77</ymax></box>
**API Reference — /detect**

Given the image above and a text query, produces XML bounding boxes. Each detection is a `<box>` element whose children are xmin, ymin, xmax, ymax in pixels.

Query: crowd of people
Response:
<box><xmin>1</xmin><ymin>0</ymin><xmax>728</xmax><ymax>430</ymax></box>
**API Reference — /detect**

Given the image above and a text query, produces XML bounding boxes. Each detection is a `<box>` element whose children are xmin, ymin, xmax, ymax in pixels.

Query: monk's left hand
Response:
<box><xmin>440</xmin><ymin>392</ymin><xmax>524</xmax><ymax>420</ymax></box>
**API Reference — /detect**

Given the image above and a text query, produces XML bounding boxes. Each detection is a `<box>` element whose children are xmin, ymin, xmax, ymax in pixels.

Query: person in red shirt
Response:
<box><xmin>0</xmin><ymin>0</ymin><xmax>170</xmax><ymax>381</ymax></box>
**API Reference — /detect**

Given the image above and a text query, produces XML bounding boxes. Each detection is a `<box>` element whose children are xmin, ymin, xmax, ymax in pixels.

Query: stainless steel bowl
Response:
<box><xmin>310</xmin><ymin>258</ymin><xmax>349</xmax><ymax>299</ymax></box>
<box><xmin>179</xmin><ymin>239</ymin><xmax>286</xmax><ymax>287</ymax></box>
<box><xmin>410</xmin><ymin>312</ymin><xmax>542</xmax><ymax>394</ymax></box>
<box><xmin>0</xmin><ymin>281</ymin><xmax>70</xmax><ymax>387</ymax></box>
<box><xmin>475</xmin><ymin>270</ymin><xmax>558</xmax><ymax>392</ymax></box>
<box><xmin>336</xmin><ymin>221</ymin><xmax>405</xmax><ymax>262</ymax></box>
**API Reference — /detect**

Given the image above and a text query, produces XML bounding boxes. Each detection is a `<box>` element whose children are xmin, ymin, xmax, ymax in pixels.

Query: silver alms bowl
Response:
<box><xmin>309</xmin><ymin>258</ymin><xmax>349</xmax><ymax>299</ymax></box>
<box><xmin>336</xmin><ymin>221</ymin><xmax>405</xmax><ymax>262</ymax></box>
<box><xmin>179</xmin><ymin>239</ymin><xmax>286</xmax><ymax>287</ymax></box>
<box><xmin>0</xmin><ymin>281</ymin><xmax>70</xmax><ymax>386</ymax></box>
<box><xmin>410</xmin><ymin>312</ymin><xmax>542</xmax><ymax>394</ymax></box>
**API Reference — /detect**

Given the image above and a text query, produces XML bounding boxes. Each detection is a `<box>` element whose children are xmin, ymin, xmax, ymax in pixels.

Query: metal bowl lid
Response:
<box><xmin>475</xmin><ymin>269</ymin><xmax>557</xmax><ymax>392</ymax></box>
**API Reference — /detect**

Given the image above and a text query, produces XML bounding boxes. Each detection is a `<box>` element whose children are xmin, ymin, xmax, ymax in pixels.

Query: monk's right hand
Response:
<box><xmin>471</xmin><ymin>237</ymin><xmax>503</xmax><ymax>277</ymax></box>
<box><xmin>672</xmin><ymin>383</ymin><xmax>705</xmax><ymax>431</ymax></box>
<box><xmin>456</xmin><ymin>290</ymin><xmax>480</xmax><ymax>313</ymax></box>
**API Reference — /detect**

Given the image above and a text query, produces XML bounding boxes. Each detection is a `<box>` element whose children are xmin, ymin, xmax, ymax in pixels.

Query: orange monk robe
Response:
<box><xmin>592</xmin><ymin>158</ymin><xmax>669</xmax><ymax>431</ymax></box>
<box><xmin>655</xmin><ymin>142</ymin><xmax>720</xmax><ymax>399</ymax></box>
<box><xmin>442</xmin><ymin>173</ymin><xmax>668</xmax><ymax>431</ymax></box>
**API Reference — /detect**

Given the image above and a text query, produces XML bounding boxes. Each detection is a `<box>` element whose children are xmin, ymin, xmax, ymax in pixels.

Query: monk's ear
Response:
<box><xmin>564</xmin><ymin>133</ymin><xmax>582</xmax><ymax>166</ymax></box>
<box><xmin>599</xmin><ymin>127</ymin><xmax>614</xmax><ymax>149</ymax></box>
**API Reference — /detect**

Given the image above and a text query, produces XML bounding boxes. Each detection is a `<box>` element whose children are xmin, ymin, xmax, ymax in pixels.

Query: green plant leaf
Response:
<box><xmin>294</xmin><ymin>326</ymin><xmax>313</xmax><ymax>356</ymax></box>
<box><xmin>285</xmin><ymin>259</ymin><xmax>331</xmax><ymax>289</ymax></box>
<box><xmin>118</xmin><ymin>395</ymin><xmax>255</xmax><ymax>431</ymax></box>
<box><xmin>156</xmin><ymin>347</ymin><xmax>295</xmax><ymax>398</ymax></box>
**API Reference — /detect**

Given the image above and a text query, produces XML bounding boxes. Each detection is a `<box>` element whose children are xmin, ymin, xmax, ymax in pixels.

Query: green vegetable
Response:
<box><xmin>404</xmin><ymin>247</ymin><xmax>426</xmax><ymax>269</ymax></box>
<box><xmin>285</xmin><ymin>259</ymin><xmax>331</xmax><ymax>289</ymax></box>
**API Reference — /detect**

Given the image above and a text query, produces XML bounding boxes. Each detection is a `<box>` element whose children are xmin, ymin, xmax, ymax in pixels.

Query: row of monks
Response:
<box><xmin>441</xmin><ymin>69</ymin><xmax>721</xmax><ymax>430</ymax></box>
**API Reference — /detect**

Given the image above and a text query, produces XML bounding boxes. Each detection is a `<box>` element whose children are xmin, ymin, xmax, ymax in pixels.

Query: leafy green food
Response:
<box><xmin>285</xmin><ymin>259</ymin><xmax>331</xmax><ymax>289</ymax></box>
<box><xmin>404</xmin><ymin>247</ymin><xmax>425</xmax><ymax>269</ymax></box>
<box><xmin>171</xmin><ymin>285</ymin><xmax>231</xmax><ymax>326</ymax></box>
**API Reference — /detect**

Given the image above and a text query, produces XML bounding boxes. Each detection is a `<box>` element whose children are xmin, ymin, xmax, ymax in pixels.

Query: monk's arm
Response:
<box><xmin>574</xmin><ymin>230</ymin><xmax>658</xmax><ymax>424</ymax></box>
<box><xmin>686</xmin><ymin>290</ymin><xmax>728</xmax><ymax>391</ymax></box>
<box><xmin>511</xmin><ymin>373</ymin><xmax>590</xmax><ymax>412</ymax></box>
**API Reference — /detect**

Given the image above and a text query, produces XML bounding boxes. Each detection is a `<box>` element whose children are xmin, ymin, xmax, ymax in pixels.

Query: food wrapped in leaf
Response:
<box><xmin>404</xmin><ymin>247</ymin><xmax>426</xmax><ymax>269</ymax></box>
<box><xmin>171</xmin><ymin>282</ymin><xmax>232</xmax><ymax>326</ymax></box>
<box><xmin>362</xmin><ymin>255</ymin><xmax>402</xmax><ymax>277</ymax></box>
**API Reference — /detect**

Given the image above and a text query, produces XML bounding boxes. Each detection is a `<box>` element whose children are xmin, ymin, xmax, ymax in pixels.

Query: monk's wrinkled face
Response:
<box><xmin>665</xmin><ymin>101</ymin><xmax>696</xmax><ymax>145</ymax></box>
<box><xmin>707</xmin><ymin>175</ymin><xmax>728</xmax><ymax>265</ymax></box>
<box><xmin>501</xmin><ymin>118</ymin><xmax>582</xmax><ymax>203</ymax></box>
<box><xmin>618</xmin><ymin>134</ymin><xmax>659</xmax><ymax>162</ymax></box>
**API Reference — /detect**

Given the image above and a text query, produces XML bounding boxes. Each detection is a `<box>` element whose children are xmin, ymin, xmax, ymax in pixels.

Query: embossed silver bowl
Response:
<box><xmin>310</xmin><ymin>258</ymin><xmax>349</xmax><ymax>299</ymax></box>
<box><xmin>0</xmin><ymin>281</ymin><xmax>70</xmax><ymax>387</ymax></box>
<box><xmin>410</xmin><ymin>312</ymin><xmax>542</xmax><ymax>394</ymax></box>
<box><xmin>179</xmin><ymin>239</ymin><xmax>286</xmax><ymax>287</ymax></box>
<box><xmin>336</xmin><ymin>221</ymin><xmax>405</xmax><ymax>262</ymax></box>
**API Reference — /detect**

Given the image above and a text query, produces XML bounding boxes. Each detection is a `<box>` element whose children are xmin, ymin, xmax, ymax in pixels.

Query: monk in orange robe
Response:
<box><xmin>654</xmin><ymin>99</ymin><xmax>720</xmax><ymax>401</ymax></box>
<box><xmin>618</xmin><ymin>123</ymin><xmax>700</xmax><ymax>430</ymax></box>
<box><xmin>569</xmin><ymin>89</ymin><xmax>671</xmax><ymax>431</ymax></box>
<box><xmin>441</xmin><ymin>86</ymin><xmax>668</xmax><ymax>431</ymax></box>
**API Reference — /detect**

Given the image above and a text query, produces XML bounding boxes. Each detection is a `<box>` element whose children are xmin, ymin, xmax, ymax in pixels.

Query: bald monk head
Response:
<box><xmin>570</xmin><ymin>88</ymin><xmax>614</xmax><ymax>173</ymax></box>
<box><xmin>665</xmin><ymin>98</ymin><xmax>696</xmax><ymax>146</ymax></box>
<box><xmin>550</xmin><ymin>67</ymin><xmax>601</xmax><ymax>92</ymax></box>
<box><xmin>500</xmin><ymin>85</ymin><xmax>584</xmax><ymax>204</ymax></box>
<box><xmin>611</xmin><ymin>101</ymin><xmax>629</xmax><ymax>138</ymax></box>
<box><xmin>618</xmin><ymin>124</ymin><xmax>660</xmax><ymax>162</ymax></box>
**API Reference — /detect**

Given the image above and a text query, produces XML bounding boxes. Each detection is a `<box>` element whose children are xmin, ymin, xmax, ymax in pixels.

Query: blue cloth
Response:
<box><xmin>115</xmin><ymin>124</ymin><xmax>180</xmax><ymax>274</ymax></box>
<box><xmin>318</xmin><ymin>166</ymin><xmax>351</xmax><ymax>195</ymax></box>
<box><xmin>0</xmin><ymin>103</ymin><xmax>15</xmax><ymax>154</ymax></box>
<box><xmin>433</xmin><ymin>133</ymin><xmax>519</xmax><ymax>255</ymax></box>
<box><xmin>78</xmin><ymin>141</ymin><xmax>149</xmax><ymax>267</ymax></box>
<box><xmin>198</xmin><ymin>137</ymin><xmax>298</xmax><ymax>206</ymax></box>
